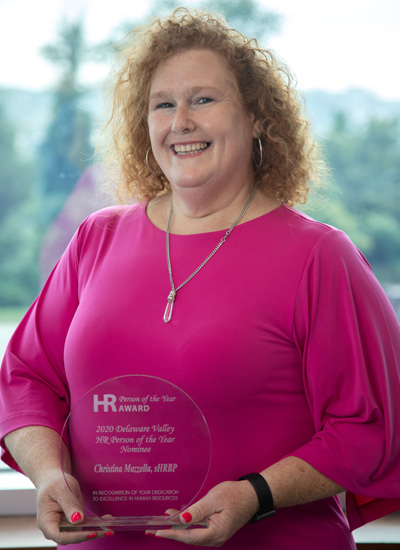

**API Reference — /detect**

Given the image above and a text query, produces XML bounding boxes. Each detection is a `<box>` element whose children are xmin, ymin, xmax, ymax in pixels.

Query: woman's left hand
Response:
<box><xmin>148</xmin><ymin>480</ymin><xmax>259</xmax><ymax>547</ymax></box>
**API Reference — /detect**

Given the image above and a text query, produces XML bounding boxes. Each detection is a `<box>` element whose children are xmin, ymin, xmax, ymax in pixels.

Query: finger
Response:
<box><xmin>37</xmin><ymin>496</ymin><xmax>86</xmax><ymax>543</ymax></box>
<box><xmin>154</xmin><ymin>522</ymin><xmax>217</xmax><ymax>546</ymax></box>
<box><xmin>38</xmin><ymin>512</ymin><xmax>90</xmax><ymax>545</ymax></box>
<box><xmin>155</xmin><ymin>500</ymin><xmax>216</xmax><ymax>545</ymax></box>
<box><xmin>164</xmin><ymin>508</ymin><xmax>179</xmax><ymax>517</ymax></box>
<box><xmin>64</xmin><ymin>507</ymin><xmax>86</xmax><ymax>525</ymax></box>
<box><xmin>164</xmin><ymin>509</ymin><xmax>182</xmax><ymax>524</ymax></box>
<box><xmin>145</xmin><ymin>509</ymin><xmax>181</xmax><ymax>536</ymax></box>
<box><xmin>37</xmin><ymin>479</ymin><xmax>109</xmax><ymax>544</ymax></box>
<box><xmin>40</xmin><ymin>513</ymin><xmax>114</xmax><ymax>545</ymax></box>
<box><xmin>178</xmin><ymin>498</ymin><xmax>213</xmax><ymax>526</ymax></box>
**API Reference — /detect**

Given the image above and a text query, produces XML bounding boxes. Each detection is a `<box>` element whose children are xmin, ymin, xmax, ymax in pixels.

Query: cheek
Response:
<box><xmin>148</xmin><ymin>116</ymin><xmax>169</xmax><ymax>150</ymax></box>
<box><xmin>147</xmin><ymin>116</ymin><xmax>156</xmax><ymax>143</ymax></box>
<box><xmin>236</xmin><ymin>114</ymin><xmax>257</xmax><ymax>146</ymax></box>
<box><xmin>221</xmin><ymin>107</ymin><xmax>254</xmax><ymax>142</ymax></box>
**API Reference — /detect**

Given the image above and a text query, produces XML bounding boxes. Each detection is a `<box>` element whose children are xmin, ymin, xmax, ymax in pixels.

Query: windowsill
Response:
<box><xmin>0</xmin><ymin>517</ymin><xmax>55</xmax><ymax>548</ymax></box>
<box><xmin>0</xmin><ymin>470</ymin><xmax>36</xmax><ymax>516</ymax></box>
<box><xmin>0</xmin><ymin>513</ymin><xmax>399</xmax><ymax>548</ymax></box>
<box><xmin>0</xmin><ymin>469</ymin><xmax>35</xmax><ymax>490</ymax></box>
<box><xmin>353</xmin><ymin>512</ymin><xmax>400</xmax><ymax>543</ymax></box>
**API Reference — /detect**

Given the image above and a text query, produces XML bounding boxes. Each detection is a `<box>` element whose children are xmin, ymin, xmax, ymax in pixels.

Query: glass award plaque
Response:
<box><xmin>59</xmin><ymin>375</ymin><xmax>211</xmax><ymax>531</ymax></box>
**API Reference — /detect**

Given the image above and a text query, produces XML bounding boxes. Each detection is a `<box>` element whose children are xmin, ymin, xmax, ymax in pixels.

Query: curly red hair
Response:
<box><xmin>100</xmin><ymin>8</ymin><xmax>323</xmax><ymax>205</ymax></box>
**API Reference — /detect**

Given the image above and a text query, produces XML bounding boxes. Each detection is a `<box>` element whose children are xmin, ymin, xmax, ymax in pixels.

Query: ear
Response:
<box><xmin>252</xmin><ymin>118</ymin><xmax>262</xmax><ymax>138</ymax></box>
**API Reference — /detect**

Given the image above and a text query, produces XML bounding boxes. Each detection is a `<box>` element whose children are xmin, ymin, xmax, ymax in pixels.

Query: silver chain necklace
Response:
<box><xmin>163</xmin><ymin>182</ymin><xmax>258</xmax><ymax>323</ymax></box>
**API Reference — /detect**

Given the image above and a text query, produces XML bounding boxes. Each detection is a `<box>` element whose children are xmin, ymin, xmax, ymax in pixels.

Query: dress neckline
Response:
<box><xmin>144</xmin><ymin>201</ymin><xmax>286</xmax><ymax>237</ymax></box>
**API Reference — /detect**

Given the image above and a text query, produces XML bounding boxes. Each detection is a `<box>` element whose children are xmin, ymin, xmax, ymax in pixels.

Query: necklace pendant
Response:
<box><xmin>164</xmin><ymin>290</ymin><xmax>176</xmax><ymax>323</ymax></box>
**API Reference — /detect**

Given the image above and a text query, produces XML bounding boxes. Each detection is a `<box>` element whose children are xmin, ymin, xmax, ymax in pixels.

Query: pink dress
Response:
<box><xmin>1</xmin><ymin>203</ymin><xmax>400</xmax><ymax>549</ymax></box>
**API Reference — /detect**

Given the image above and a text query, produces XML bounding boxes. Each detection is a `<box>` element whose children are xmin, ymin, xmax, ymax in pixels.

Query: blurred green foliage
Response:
<box><xmin>0</xmin><ymin>102</ymin><xmax>40</xmax><ymax>306</ymax></box>
<box><xmin>38</xmin><ymin>20</ymin><xmax>94</xmax><ymax>225</ymax></box>
<box><xmin>0</xmin><ymin>1</ymin><xmax>399</xmax><ymax>308</ymax></box>
<box><xmin>304</xmin><ymin>114</ymin><xmax>400</xmax><ymax>283</ymax></box>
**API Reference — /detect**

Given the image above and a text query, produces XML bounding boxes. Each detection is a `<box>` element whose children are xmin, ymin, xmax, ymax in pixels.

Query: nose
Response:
<box><xmin>172</xmin><ymin>104</ymin><xmax>195</xmax><ymax>133</ymax></box>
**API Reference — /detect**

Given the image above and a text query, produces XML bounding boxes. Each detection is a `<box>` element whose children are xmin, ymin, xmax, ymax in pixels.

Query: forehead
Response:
<box><xmin>149</xmin><ymin>48</ymin><xmax>238</xmax><ymax>93</ymax></box>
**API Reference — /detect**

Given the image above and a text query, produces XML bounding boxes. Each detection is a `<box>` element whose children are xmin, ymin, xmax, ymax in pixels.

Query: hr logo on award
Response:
<box><xmin>94</xmin><ymin>394</ymin><xmax>117</xmax><ymax>412</ymax></box>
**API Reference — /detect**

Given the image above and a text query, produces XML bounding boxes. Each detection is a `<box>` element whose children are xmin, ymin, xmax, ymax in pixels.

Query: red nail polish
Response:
<box><xmin>71</xmin><ymin>512</ymin><xmax>82</xmax><ymax>523</ymax></box>
<box><xmin>181</xmin><ymin>512</ymin><xmax>192</xmax><ymax>524</ymax></box>
<box><xmin>104</xmin><ymin>530</ymin><xmax>114</xmax><ymax>537</ymax></box>
<box><xmin>87</xmin><ymin>533</ymin><xmax>96</xmax><ymax>539</ymax></box>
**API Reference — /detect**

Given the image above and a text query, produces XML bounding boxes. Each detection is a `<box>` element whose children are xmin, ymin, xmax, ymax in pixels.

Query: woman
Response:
<box><xmin>1</xmin><ymin>8</ymin><xmax>400</xmax><ymax>550</ymax></box>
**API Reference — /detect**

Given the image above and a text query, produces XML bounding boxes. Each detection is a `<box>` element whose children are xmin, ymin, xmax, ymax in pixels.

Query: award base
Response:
<box><xmin>60</xmin><ymin>515</ymin><xmax>208</xmax><ymax>532</ymax></box>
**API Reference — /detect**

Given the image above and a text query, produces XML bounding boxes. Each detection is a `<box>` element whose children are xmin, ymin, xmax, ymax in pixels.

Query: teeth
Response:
<box><xmin>174</xmin><ymin>143</ymin><xmax>209</xmax><ymax>154</ymax></box>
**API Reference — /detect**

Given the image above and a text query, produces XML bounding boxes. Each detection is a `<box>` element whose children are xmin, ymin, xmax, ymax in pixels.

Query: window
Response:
<box><xmin>1</xmin><ymin>0</ymin><xmax>399</xmax><ymax>539</ymax></box>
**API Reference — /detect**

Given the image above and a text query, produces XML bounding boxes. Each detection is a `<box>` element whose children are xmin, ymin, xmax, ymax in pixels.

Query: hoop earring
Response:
<box><xmin>253</xmin><ymin>134</ymin><xmax>263</xmax><ymax>168</ymax></box>
<box><xmin>146</xmin><ymin>147</ymin><xmax>163</xmax><ymax>176</ymax></box>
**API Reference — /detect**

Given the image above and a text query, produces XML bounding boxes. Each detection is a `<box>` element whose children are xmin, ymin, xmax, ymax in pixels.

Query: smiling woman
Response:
<box><xmin>146</xmin><ymin>49</ymin><xmax>259</xmax><ymax>217</ymax></box>
<box><xmin>100</xmin><ymin>8</ymin><xmax>320</xmax><ymax>207</ymax></box>
<box><xmin>1</xmin><ymin>7</ymin><xmax>400</xmax><ymax>550</ymax></box>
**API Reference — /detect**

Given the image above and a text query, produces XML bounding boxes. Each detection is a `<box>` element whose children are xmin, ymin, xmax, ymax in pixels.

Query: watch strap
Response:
<box><xmin>238</xmin><ymin>472</ymin><xmax>276</xmax><ymax>522</ymax></box>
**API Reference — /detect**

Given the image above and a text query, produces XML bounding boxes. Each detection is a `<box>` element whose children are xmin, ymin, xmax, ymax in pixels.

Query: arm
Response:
<box><xmin>260</xmin><ymin>456</ymin><xmax>344</xmax><ymax>508</ymax></box>
<box><xmin>4</xmin><ymin>426</ymin><xmax>72</xmax><ymax>488</ymax></box>
<box><xmin>153</xmin><ymin>456</ymin><xmax>344</xmax><ymax>546</ymax></box>
<box><xmin>4</xmin><ymin>426</ymin><xmax>111</xmax><ymax>544</ymax></box>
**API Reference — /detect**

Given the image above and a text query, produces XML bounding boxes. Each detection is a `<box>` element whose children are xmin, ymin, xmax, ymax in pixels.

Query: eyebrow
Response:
<box><xmin>149</xmin><ymin>85</ymin><xmax>225</xmax><ymax>100</ymax></box>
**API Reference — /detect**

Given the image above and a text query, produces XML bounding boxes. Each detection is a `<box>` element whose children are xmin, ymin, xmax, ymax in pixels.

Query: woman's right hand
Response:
<box><xmin>36</xmin><ymin>469</ymin><xmax>113</xmax><ymax>544</ymax></box>
<box><xmin>4</xmin><ymin>426</ymin><xmax>114</xmax><ymax>544</ymax></box>
<box><xmin>36</xmin><ymin>468</ymin><xmax>86</xmax><ymax>544</ymax></box>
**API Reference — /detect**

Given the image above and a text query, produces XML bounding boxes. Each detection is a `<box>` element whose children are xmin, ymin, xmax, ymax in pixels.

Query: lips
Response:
<box><xmin>173</xmin><ymin>142</ymin><xmax>211</xmax><ymax>155</ymax></box>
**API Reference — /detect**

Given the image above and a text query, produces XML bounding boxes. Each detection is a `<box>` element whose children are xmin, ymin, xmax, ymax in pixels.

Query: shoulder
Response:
<box><xmin>280</xmin><ymin>205</ymin><xmax>337</xmax><ymax>239</ymax></box>
<box><xmin>264</xmin><ymin>204</ymin><xmax>363</xmax><ymax>265</ymax></box>
<box><xmin>65</xmin><ymin>202</ymin><xmax>147</xmax><ymax>262</ymax></box>
<box><xmin>76</xmin><ymin>202</ymin><xmax>146</xmax><ymax>237</ymax></box>
<box><xmin>277</xmin><ymin>208</ymin><xmax>379</xmax><ymax>301</ymax></box>
<box><xmin>83</xmin><ymin>202</ymin><xmax>146</xmax><ymax>226</ymax></box>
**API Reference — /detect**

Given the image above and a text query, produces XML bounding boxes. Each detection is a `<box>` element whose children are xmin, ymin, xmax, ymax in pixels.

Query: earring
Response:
<box><xmin>253</xmin><ymin>134</ymin><xmax>263</xmax><ymax>168</ymax></box>
<box><xmin>146</xmin><ymin>147</ymin><xmax>163</xmax><ymax>176</ymax></box>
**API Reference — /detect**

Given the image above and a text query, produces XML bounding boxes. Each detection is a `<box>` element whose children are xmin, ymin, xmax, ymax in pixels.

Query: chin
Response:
<box><xmin>169</xmin><ymin>174</ymin><xmax>212</xmax><ymax>191</ymax></box>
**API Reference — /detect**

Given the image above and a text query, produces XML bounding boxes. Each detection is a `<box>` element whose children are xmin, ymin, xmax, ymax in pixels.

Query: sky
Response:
<box><xmin>0</xmin><ymin>0</ymin><xmax>399</xmax><ymax>100</ymax></box>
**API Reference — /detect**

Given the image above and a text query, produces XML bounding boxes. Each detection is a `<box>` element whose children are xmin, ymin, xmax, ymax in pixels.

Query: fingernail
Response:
<box><xmin>145</xmin><ymin>532</ymin><xmax>155</xmax><ymax>536</ymax></box>
<box><xmin>86</xmin><ymin>533</ymin><xmax>96</xmax><ymax>539</ymax></box>
<box><xmin>181</xmin><ymin>512</ymin><xmax>192</xmax><ymax>524</ymax></box>
<box><xmin>71</xmin><ymin>512</ymin><xmax>82</xmax><ymax>523</ymax></box>
<box><xmin>104</xmin><ymin>530</ymin><xmax>114</xmax><ymax>537</ymax></box>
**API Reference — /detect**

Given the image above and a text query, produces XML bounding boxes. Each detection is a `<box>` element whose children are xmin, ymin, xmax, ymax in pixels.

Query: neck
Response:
<box><xmin>171</xmin><ymin>181</ymin><xmax>258</xmax><ymax>234</ymax></box>
<box><xmin>168</xmin><ymin>180</ymin><xmax>257</xmax><ymax>235</ymax></box>
<box><xmin>146</xmin><ymin>180</ymin><xmax>282</xmax><ymax>236</ymax></box>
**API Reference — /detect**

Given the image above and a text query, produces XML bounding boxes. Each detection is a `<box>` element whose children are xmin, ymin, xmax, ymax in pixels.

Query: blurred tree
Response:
<box><xmin>0</xmin><ymin>101</ymin><xmax>39</xmax><ymax>306</ymax></box>
<box><xmin>148</xmin><ymin>0</ymin><xmax>281</xmax><ymax>41</ymax></box>
<box><xmin>109</xmin><ymin>0</ymin><xmax>280</xmax><ymax>50</ymax></box>
<box><xmin>211</xmin><ymin>0</ymin><xmax>281</xmax><ymax>38</ymax></box>
<box><xmin>0</xmin><ymin>103</ymin><xmax>31</xmax><ymax>220</ymax></box>
<box><xmin>38</xmin><ymin>19</ymin><xmax>94</xmax><ymax>224</ymax></box>
<box><xmin>305</xmin><ymin>113</ymin><xmax>400</xmax><ymax>283</ymax></box>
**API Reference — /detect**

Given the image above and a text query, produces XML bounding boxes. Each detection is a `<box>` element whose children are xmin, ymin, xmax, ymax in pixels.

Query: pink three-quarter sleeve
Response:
<box><xmin>0</xmin><ymin>220</ymin><xmax>86</xmax><ymax>472</ymax></box>
<box><xmin>290</xmin><ymin>228</ymin><xmax>400</xmax><ymax>529</ymax></box>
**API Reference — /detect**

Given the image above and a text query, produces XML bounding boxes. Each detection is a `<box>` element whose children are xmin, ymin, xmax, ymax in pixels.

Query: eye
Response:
<box><xmin>196</xmin><ymin>97</ymin><xmax>213</xmax><ymax>105</ymax></box>
<box><xmin>156</xmin><ymin>102</ymin><xmax>174</xmax><ymax>110</ymax></box>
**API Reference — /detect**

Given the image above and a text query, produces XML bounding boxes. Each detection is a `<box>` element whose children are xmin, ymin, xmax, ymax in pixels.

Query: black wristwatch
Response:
<box><xmin>238</xmin><ymin>472</ymin><xmax>276</xmax><ymax>522</ymax></box>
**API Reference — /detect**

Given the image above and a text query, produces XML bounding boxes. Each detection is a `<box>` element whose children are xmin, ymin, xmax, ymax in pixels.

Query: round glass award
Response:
<box><xmin>60</xmin><ymin>375</ymin><xmax>211</xmax><ymax>531</ymax></box>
